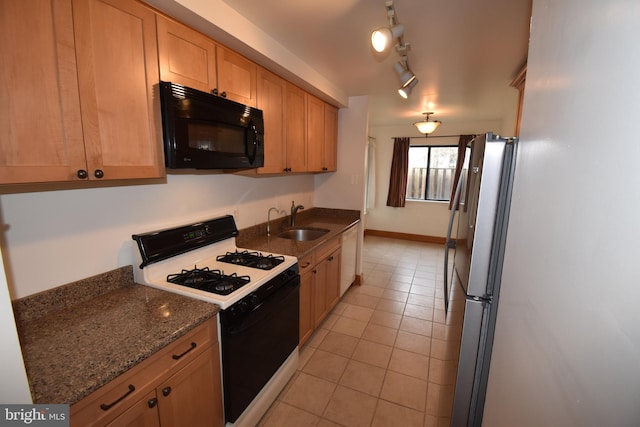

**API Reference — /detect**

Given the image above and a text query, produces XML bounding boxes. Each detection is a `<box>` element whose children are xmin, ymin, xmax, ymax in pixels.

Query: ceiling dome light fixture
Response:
<box><xmin>414</xmin><ymin>112</ymin><xmax>442</xmax><ymax>135</ymax></box>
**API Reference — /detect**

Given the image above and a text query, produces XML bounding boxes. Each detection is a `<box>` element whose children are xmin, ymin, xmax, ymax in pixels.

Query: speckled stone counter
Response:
<box><xmin>236</xmin><ymin>207</ymin><xmax>360</xmax><ymax>258</ymax></box>
<box><xmin>12</xmin><ymin>266</ymin><xmax>219</xmax><ymax>405</ymax></box>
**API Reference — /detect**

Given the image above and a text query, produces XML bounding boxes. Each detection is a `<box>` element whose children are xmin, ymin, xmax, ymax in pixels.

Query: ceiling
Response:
<box><xmin>221</xmin><ymin>0</ymin><xmax>532</xmax><ymax>129</ymax></box>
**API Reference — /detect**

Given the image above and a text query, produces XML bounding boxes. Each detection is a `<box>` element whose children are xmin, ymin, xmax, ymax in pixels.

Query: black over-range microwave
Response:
<box><xmin>159</xmin><ymin>81</ymin><xmax>265</xmax><ymax>169</ymax></box>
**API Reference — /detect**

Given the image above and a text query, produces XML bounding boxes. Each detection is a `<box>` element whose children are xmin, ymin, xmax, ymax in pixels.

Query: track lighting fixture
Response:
<box><xmin>370</xmin><ymin>1</ymin><xmax>406</xmax><ymax>54</ymax></box>
<box><xmin>371</xmin><ymin>24</ymin><xmax>404</xmax><ymax>53</ymax></box>
<box><xmin>371</xmin><ymin>1</ymin><xmax>419</xmax><ymax>98</ymax></box>
<box><xmin>414</xmin><ymin>112</ymin><xmax>442</xmax><ymax>135</ymax></box>
<box><xmin>399</xmin><ymin>79</ymin><xmax>418</xmax><ymax>99</ymax></box>
<box><xmin>394</xmin><ymin>57</ymin><xmax>417</xmax><ymax>99</ymax></box>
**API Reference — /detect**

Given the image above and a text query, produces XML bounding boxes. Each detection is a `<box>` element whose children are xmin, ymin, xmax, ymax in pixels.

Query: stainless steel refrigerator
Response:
<box><xmin>444</xmin><ymin>132</ymin><xmax>518</xmax><ymax>426</ymax></box>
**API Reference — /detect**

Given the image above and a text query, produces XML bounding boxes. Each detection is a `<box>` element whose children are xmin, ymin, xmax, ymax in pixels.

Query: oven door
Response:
<box><xmin>219</xmin><ymin>275</ymin><xmax>300</xmax><ymax>423</ymax></box>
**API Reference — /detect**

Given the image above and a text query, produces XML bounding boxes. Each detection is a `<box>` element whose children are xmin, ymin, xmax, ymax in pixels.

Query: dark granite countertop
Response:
<box><xmin>12</xmin><ymin>266</ymin><xmax>219</xmax><ymax>405</ymax></box>
<box><xmin>236</xmin><ymin>207</ymin><xmax>361</xmax><ymax>258</ymax></box>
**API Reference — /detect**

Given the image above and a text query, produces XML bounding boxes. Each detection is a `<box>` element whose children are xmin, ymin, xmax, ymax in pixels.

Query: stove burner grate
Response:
<box><xmin>166</xmin><ymin>266</ymin><xmax>250</xmax><ymax>295</ymax></box>
<box><xmin>217</xmin><ymin>250</ymin><xmax>285</xmax><ymax>270</ymax></box>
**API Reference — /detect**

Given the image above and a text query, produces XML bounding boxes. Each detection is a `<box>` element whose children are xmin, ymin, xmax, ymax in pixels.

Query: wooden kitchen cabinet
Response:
<box><xmin>306</xmin><ymin>95</ymin><xmax>326</xmax><ymax>172</ymax></box>
<box><xmin>155</xmin><ymin>345</ymin><xmax>223</xmax><ymax>427</ymax></box>
<box><xmin>285</xmin><ymin>83</ymin><xmax>308</xmax><ymax>172</ymax></box>
<box><xmin>298</xmin><ymin>237</ymin><xmax>342</xmax><ymax>345</ymax></box>
<box><xmin>106</xmin><ymin>391</ymin><xmax>159</xmax><ymax>427</ymax></box>
<box><xmin>255</xmin><ymin>67</ymin><xmax>287</xmax><ymax>174</ymax></box>
<box><xmin>313</xmin><ymin>238</ymin><xmax>341</xmax><ymax>327</ymax></box>
<box><xmin>323</xmin><ymin>104</ymin><xmax>339</xmax><ymax>172</ymax></box>
<box><xmin>216</xmin><ymin>45</ymin><xmax>257</xmax><ymax>107</ymax></box>
<box><xmin>157</xmin><ymin>14</ymin><xmax>217</xmax><ymax>93</ymax></box>
<box><xmin>71</xmin><ymin>317</ymin><xmax>223</xmax><ymax>427</ymax></box>
<box><xmin>0</xmin><ymin>0</ymin><xmax>164</xmax><ymax>184</ymax></box>
<box><xmin>306</xmin><ymin>97</ymin><xmax>338</xmax><ymax>173</ymax></box>
<box><xmin>298</xmin><ymin>253</ymin><xmax>315</xmax><ymax>347</ymax></box>
<box><xmin>156</xmin><ymin>16</ymin><xmax>257</xmax><ymax>107</ymax></box>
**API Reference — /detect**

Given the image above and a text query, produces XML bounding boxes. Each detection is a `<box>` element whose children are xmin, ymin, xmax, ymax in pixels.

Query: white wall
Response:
<box><xmin>0</xmin><ymin>174</ymin><xmax>314</xmax><ymax>298</ymax></box>
<box><xmin>315</xmin><ymin>95</ymin><xmax>370</xmax><ymax>278</ymax></box>
<box><xmin>483</xmin><ymin>0</ymin><xmax>640</xmax><ymax>425</ymax></box>
<box><xmin>365</xmin><ymin>119</ymin><xmax>507</xmax><ymax>238</ymax></box>
<box><xmin>314</xmin><ymin>96</ymin><xmax>369</xmax><ymax>211</ymax></box>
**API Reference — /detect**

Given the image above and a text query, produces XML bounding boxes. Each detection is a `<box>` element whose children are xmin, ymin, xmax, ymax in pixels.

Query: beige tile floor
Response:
<box><xmin>258</xmin><ymin>236</ymin><xmax>466</xmax><ymax>427</ymax></box>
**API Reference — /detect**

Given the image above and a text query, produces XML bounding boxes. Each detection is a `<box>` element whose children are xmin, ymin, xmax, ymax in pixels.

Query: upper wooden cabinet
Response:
<box><xmin>0</xmin><ymin>0</ymin><xmax>164</xmax><ymax>184</ymax></box>
<box><xmin>216</xmin><ymin>45</ymin><xmax>257</xmax><ymax>107</ymax></box>
<box><xmin>306</xmin><ymin>95</ymin><xmax>326</xmax><ymax>172</ymax></box>
<box><xmin>323</xmin><ymin>104</ymin><xmax>339</xmax><ymax>172</ymax></box>
<box><xmin>156</xmin><ymin>14</ymin><xmax>217</xmax><ymax>93</ymax></box>
<box><xmin>306</xmin><ymin>96</ymin><xmax>339</xmax><ymax>173</ymax></box>
<box><xmin>157</xmin><ymin>16</ymin><xmax>257</xmax><ymax>107</ymax></box>
<box><xmin>255</xmin><ymin>67</ymin><xmax>286</xmax><ymax>174</ymax></box>
<box><xmin>74</xmin><ymin>0</ymin><xmax>164</xmax><ymax>181</ymax></box>
<box><xmin>284</xmin><ymin>83</ymin><xmax>308</xmax><ymax>173</ymax></box>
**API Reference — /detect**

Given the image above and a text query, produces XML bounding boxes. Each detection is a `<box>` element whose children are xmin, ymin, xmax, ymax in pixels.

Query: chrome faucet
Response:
<box><xmin>267</xmin><ymin>207</ymin><xmax>285</xmax><ymax>236</ymax></box>
<box><xmin>290</xmin><ymin>201</ymin><xmax>305</xmax><ymax>226</ymax></box>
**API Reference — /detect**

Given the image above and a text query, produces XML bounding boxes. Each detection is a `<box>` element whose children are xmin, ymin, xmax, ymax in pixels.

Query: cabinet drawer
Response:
<box><xmin>315</xmin><ymin>237</ymin><xmax>341</xmax><ymax>261</ymax></box>
<box><xmin>71</xmin><ymin>317</ymin><xmax>217</xmax><ymax>426</ymax></box>
<box><xmin>298</xmin><ymin>253</ymin><xmax>315</xmax><ymax>275</ymax></box>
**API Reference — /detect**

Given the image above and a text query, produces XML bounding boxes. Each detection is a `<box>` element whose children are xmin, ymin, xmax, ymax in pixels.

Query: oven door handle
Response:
<box><xmin>224</xmin><ymin>279</ymin><xmax>299</xmax><ymax>335</ymax></box>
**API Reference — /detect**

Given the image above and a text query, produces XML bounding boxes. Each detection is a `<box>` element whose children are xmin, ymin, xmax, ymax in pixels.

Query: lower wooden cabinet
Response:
<box><xmin>155</xmin><ymin>346</ymin><xmax>222</xmax><ymax>427</ymax></box>
<box><xmin>71</xmin><ymin>317</ymin><xmax>223</xmax><ymax>427</ymax></box>
<box><xmin>299</xmin><ymin>238</ymin><xmax>342</xmax><ymax>347</ymax></box>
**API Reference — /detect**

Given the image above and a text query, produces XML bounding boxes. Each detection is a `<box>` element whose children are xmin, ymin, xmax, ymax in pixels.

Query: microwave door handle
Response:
<box><xmin>248</xmin><ymin>122</ymin><xmax>258</xmax><ymax>164</ymax></box>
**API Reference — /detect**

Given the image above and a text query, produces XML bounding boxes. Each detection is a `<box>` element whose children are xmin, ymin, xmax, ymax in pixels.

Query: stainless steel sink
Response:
<box><xmin>277</xmin><ymin>227</ymin><xmax>330</xmax><ymax>241</ymax></box>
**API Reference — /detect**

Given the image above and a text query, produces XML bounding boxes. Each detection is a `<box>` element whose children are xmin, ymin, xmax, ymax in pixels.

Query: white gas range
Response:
<box><xmin>132</xmin><ymin>215</ymin><xmax>300</xmax><ymax>427</ymax></box>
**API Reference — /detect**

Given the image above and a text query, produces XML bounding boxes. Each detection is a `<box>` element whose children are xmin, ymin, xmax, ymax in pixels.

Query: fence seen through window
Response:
<box><xmin>406</xmin><ymin>146</ymin><xmax>470</xmax><ymax>201</ymax></box>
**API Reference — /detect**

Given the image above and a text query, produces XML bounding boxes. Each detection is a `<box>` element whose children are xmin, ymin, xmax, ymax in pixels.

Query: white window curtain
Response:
<box><xmin>365</xmin><ymin>137</ymin><xmax>376</xmax><ymax>214</ymax></box>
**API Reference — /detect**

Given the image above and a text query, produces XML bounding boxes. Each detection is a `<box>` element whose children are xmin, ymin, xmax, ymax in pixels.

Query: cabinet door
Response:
<box><xmin>299</xmin><ymin>269</ymin><xmax>314</xmax><ymax>347</ymax></box>
<box><xmin>256</xmin><ymin>67</ymin><xmax>286</xmax><ymax>174</ymax></box>
<box><xmin>313</xmin><ymin>260</ymin><xmax>329</xmax><ymax>328</ymax></box>
<box><xmin>325</xmin><ymin>248</ymin><xmax>342</xmax><ymax>311</ymax></box>
<box><xmin>323</xmin><ymin>104</ymin><xmax>339</xmax><ymax>172</ymax></box>
<box><xmin>107</xmin><ymin>391</ymin><xmax>160</xmax><ymax>427</ymax></box>
<box><xmin>0</xmin><ymin>0</ymin><xmax>86</xmax><ymax>184</ymax></box>
<box><xmin>284</xmin><ymin>83</ymin><xmax>307</xmax><ymax>172</ymax></box>
<box><xmin>73</xmin><ymin>0</ymin><xmax>164</xmax><ymax>180</ymax></box>
<box><xmin>156</xmin><ymin>345</ymin><xmax>224</xmax><ymax>427</ymax></box>
<box><xmin>215</xmin><ymin>45</ymin><xmax>257</xmax><ymax>107</ymax></box>
<box><xmin>157</xmin><ymin>15</ymin><xmax>217</xmax><ymax>93</ymax></box>
<box><xmin>306</xmin><ymin>95</ymin><xmax>325</xmax><ymax>172</ymax></box>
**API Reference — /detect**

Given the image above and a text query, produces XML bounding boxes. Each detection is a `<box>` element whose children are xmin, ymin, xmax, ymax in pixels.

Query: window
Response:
<box><xmin>406</xmin><ymin>145</ymin><xmax>470</xmax><ymax>202</ymax></box>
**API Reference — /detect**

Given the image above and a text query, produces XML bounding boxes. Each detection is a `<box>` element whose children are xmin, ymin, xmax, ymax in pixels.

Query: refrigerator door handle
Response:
<box><xmin>444</xmin><ymin>170</ymin><xmax>466</xmax><ymax>312</ymax></box>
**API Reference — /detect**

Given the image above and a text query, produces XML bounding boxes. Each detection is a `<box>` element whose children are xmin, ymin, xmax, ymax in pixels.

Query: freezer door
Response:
<box><xmin>451</xmin><ymin>298</ymin><xmax>491</xmax><ymax>426</ymax></box>
<box><xmin>454</xmin><ymin>133</ymin><xmax>509</xmax><ymax>297</ymax></box>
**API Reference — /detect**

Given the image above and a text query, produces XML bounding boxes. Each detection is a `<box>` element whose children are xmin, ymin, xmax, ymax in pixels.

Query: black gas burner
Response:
<box><xmin>217</xmin><ymin>250</ymin><xmax>285</xmax><ymax>270</ymax></box>
<box><xmin>166</xmin><ymin>266</ymin><xmax>250</xmax><ymax>295</ymax></box>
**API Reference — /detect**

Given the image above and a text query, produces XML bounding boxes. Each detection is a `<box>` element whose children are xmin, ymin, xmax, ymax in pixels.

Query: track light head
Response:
<box><xmin>398</xmin><ymin>78</ymin><xmax>418</xmax><ymax>99</ymax></box>
<box><xmin>371</xmin><ymin>24</ymin><xmax>404</xmax><ymax>53</ymax></box>
<box><xmin>394</xmin><ymin>60</ymin><xmax>417</xmax><ymax>98</ymax></box>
